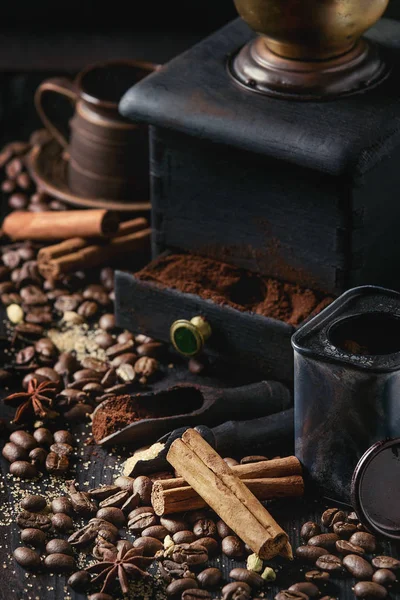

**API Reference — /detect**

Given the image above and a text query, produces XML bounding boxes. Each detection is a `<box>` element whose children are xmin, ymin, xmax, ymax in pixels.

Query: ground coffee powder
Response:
<box><xmin>136</xmin><ymin>253</ymin><xmax>333</xmax><ymax>327</ymax></box>
<box><xmin>92</xmin><ymin>395</ymin><xmax>156</xmax><ymax>443</ymax></box>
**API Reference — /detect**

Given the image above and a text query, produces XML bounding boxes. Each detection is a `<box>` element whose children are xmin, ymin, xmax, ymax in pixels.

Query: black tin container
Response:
<box><xmin>292</xmin><ymin>285</ymin><xmax>400</xmax><ymax>503</ymax></box>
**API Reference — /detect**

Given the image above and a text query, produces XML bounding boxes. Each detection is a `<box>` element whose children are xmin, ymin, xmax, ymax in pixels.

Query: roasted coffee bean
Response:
<box><xmin>134</xmin><ymin>356</ymin><xmax>158</xmax><ymax>381</ymax></box>
<box><xmin>3</xmin><ymin>250</ymin><xmax>21</xmax><ymax>269</ymax></box>
<box><xmin>116</xmin><ymin>363</ymin><xmax>136</xmax><ymax>382</ymax></box>
<box><xmin>372</xmin><ymin>569</ymin><xmax>397</xmax><ymax>586</ymax></box>
<box><xmin>161</xmin><ymin>516</ymin><xmax>190</xmax><ymax>535</ymax></box>
<box><xmin>96</xmin><ymin>507</ymin><xmax>126</xmax><ymax>527</ymax></box>
<box><xmin>305</xmin><ymin>570</ymin><xmax>330</xmax><ymax>582</ymax></box>
<box><xmin>336</xmin><ymin>539</ymin><xmax>365</xmax><ymax>556</ymax></box>
<box><xmin>321</xmin><ymin>508</ymin><xmax>346</xmax><ymax>528</ymax></box>
<box><xmin>133</xmin><ymin>536</ymin><xmax>163</xmax><ymax>555</ymax></box>
<box><xmin>137</xmin><ymin>342</ymin><xmax>164</xmax><ymax>358</ymax></box>
<box><xmin>117</xmin><ymin>540</ymin><xmax>133</xmax><ymax>553</ymax></box>
<box><xmin>9</xmin><ymin>430</ymin><xmax>37</xmax><ymax>451</ymax></box>
<box><xmin>54</xmin><ymin>352</ymin><xmax>79</xmax><ymax>375</ymax></box>
<box><xmin>161</xmin><ymin>559</ymin><xmax>195</xmax><ymax>580</ymax></box>
<box><xmin>197</xmin><ymin>567</ymin><xmax>222</xmax><ymax>588</ymax></box>
<box><xmin>26</xmin><ymin>308</ymin><xmax>52</xmax><ymax>325</ymax></box>
<box><xmin>173</xmin><ymin>531</ymin><xmax>197</xmax><ymax>544</ymax></box>
<box><xmin>44</xmin><ymin>552</ymin><xmax>74</xmax><ymax>573</ymax></box>
<box><xmin>332</xmin><ymin>521</ymin><xmax>357</xmax><ymax>539</ymax></box>
<box><xmin>315</xmin><ymin>554</ymin><xmax>342</xmax><ymax>572</ymax></box>
<box><xmin>68</xmin><ymin>481</ymin><xmax>98</xmax><ymax>514</ymax></box>
<box><xmin>51</xmin><ymin>513</ymin><xmax>74</xmax><ymax>533</ymax></box>
<box><xmin>142</xmin><ymin>525</ymin><xmax>169</xmax><ymax>540</ymax></box>
<box><xmin>15</xmin><ymin>322</ymin><xmax>44</xmax><ymax>340</ymax></box>
<box><xmin>23</xmin><ymin>373</ymin><xmax>48</xmax><ymax>390</ymax></box>
<box><xmin>216</xmin><ymin>519</ymin><xmax>234</xmax><ymax>538</ymax></box>
<box><xmin>222</xmin><ymin>535</ymin><xmax>245</xmax><ymax>558</ymax></box>
<box><xmin>68</xmin><ymin>521</ymin><xmax>107</xmax><ymax>546</ymax></box>
<box><xmin>89</xmin><ymin>485</ymin><xmax>120</xmax><ymax>501</ymax></box>
<box><xmin>46</xmin><ymin>539</ymin><xmax>73</xmax><ymax>556</ymax></box>
<box><xmin>166</xmin><ymin>578</ymin><xmax>199</xmax><ymax>596</ymax></box>
<box><xmin>2</xmin><ymin>442</ymin><xmax>28</xmax><ymax>463</ymax></box>
<box><xmin>372</xmin><ymin>556</ymin><xmax>400</xmax><ymax>570</ymax></box>
<box><xmin>35</xmin><ymin>367</ymin><xmax>60</xmax><ymax>382</ymax></box>
<box><xmin>51</xmin><ymin>496</ymin><xmax>73</xmax><ymax>515</ymax></box>
<box><xmin>54</xmin><ymin>294</ymin><xmax>83</xmax><ymax>313</ymax></box>
<box><xmin>17</xmin><ymin>172</ymin><xmax>32</xmax><ymax>189</ymax></box>
<box><xmin>83</xmin><ymin>382</ymin><xmax>104</xmax><ymax>398</ymax></box>
<box><xmin>17</xmin><ymin>510</ymin><xmax>52</xmax><ymax>531</ymax></box>
<box><xmin>21</xmin><ymin>528</ymin><xmax>47</xmax><ymax>548</ymax></box>
<box><xmin>296</xmin><ymin>546</ymin><xmax>328</xmax><ymax>563</ymax></box>
<box><xmin>9</xmin><ymin>192</ymin><xmax>28</xmax><ymax>209</ymax></box>
<box><xmin>116</xmin><ymin>332</ymin><xmax>135</xmax><ymax>345</ymax></box>
<box><xmin>192</xmin><ymin>537</ymin><xmax>219</xmax><ymax>556</ymax></box>
<box><xmin>98</xmin><ymin>313</ymin><xmax>117</xmax><ymax>332</ymax></box>
<box><xmin>64</xmin><ymin>403</ymin><xmax>94</xmax><ymax>421</ymax></box>
<box><xmin>301</xmin><ymin>522</ymin><xmax>321</xmax><ymax>542</ymax></box>
<box><xmin>121</xmin><ymin>492</ymin><xmax>140</xmax><ymax>513</ymax></box>
<box><xmin>13</xmin><ymin>547</ymin><xmax>41</xmax><ymax>570</ymax></box>
<box><xmin>222</xmin><ymin>581</ymin><xmax>252</xmax><ymax>600</ymax></box>
<box><xmin>349</xmin><ymin>532</ymin><xmax>377</xmax><ymax>553</ymax></box>
<box><xmin>289</xmin><ymin>583</ymin><xmax>320</xmax><ymax>597</ymax></box>
<box><xmin>33</xmin><ymin>427</ymin><xmax>53</xmax><ymax>446</ymax></box>
<box><xmin>16</xmin><ymin>345</ymin><xmax>36</xmax><ymax>365</ymax></box>
<box><xmin>68</xmin><ymin>570</ymin><xmax>92</xmax><ymax>592</ymax></box>
<box><xmin>99</xmin><ymin>490</ymin><xmax>130</xmax><ymax>508</ymax></box>
<box><xmin>230</xmin><ymin>567</ymin><xmax>264</xmax><ymax>589</ymax></box>
<box><xmin>74</xmin><ymin>369</ymin><xmax>101</xmax><ymax>381</ymax></box>
<box><xmin>77</xmin><ymin>300</ymin><xmax>98</xmax><ymax>318</ymax></box>
<box><xmin>81</xmin><ymin>357</ymin><xmax>108</xmax><ymax>373</ymax></box>
<box><xmin>111</xmin><ymin>352</ymin><xmax>138</xmax><ymax>367</ymax></box>
<box><xmin>354</xmin><ymin>582</ymin><xmax>388</xmax><ymax>599</ymax></box>
<box><xmin>29</xmin><ymin>447</ymin><xmax>48</xmax><ymax>466</ymax></box>
<box><xmin>2</xmin><ymin>292</ymin><xmax>22</xmax><ymax>306</ymax></box>
<box><xmin>347</xmin><ymin>512</ymin><xmax>360</xmax><ymax>524</ymax></box>
<box><xmin>113</xmin><ymin>475</ymin><xmax>134</xmax><ymax>491</ymax></box>
<box><xmin>6</xmin><ymin>156</ymin><xmax>23</xmax><ymax>178</ymax></box>
<box><xmin>182</xmin><ymin>591</ymin><xmax>212</xmax><ymax>600</ymax></box>
<box><xmin>95</xmin><ymin>331</ymin><xmax>115</xmax><ymax>350</ymax></box>
<box><xmin>308</xmin><ymin>534</ymin><xmax>339</xmax><ymax>551</ymax></box>
<box><xmin>50</xmin><ymin>442</ymin><xmax>74</xmax><ymax>457</ymax></box>
<box><xmin>132</xmin><ymin>475</ymin><xmax>153</xmax><ymax>505</ymax></box>
<box><xmin>10</xmin><ymin>461</ymin><xmax>37</xmax><ymax>479</ymax></box>
<box><xmin>193</xmin><ymin>519</ymin><xmax>217</xmax><ymax>539</ymax></box>
<box><xmin>172</xmin><ymin>543</ymin><xmax>208</xmax><ymax>566</ymax></box>
<box><xmin>128</xmin><ymin>507</ymin><xmax>158</xmax><ymax>533</ymax></box>
<box><xmin>0</xmin><ymin>281</ymin><xmax>14</xmax><ymax>295</ymax></box>
<box><xmin>275</xmin><ymin>591</ymin><xmax>308</xmax><ymax>600</ymax></box>
<box><xmin>20</xmin><ymin>286</ymin><xmax>47</xmax><ymax>306</ymax></box>
<box><xmin>21</xmin><ymin>494</ymin><xmax>46</xmax><ymax>512</ymax></box>
<box><xmin>46</xmin><ymin>452</ymin><xmax>69</xmax><ymax>474</ymax></box>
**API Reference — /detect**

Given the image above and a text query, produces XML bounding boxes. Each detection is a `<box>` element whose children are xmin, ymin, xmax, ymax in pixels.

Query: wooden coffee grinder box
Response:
<box><xmin>115</xmin><ymin>14</ymin><xmax>400</xmax><ymax>384</ymax></box>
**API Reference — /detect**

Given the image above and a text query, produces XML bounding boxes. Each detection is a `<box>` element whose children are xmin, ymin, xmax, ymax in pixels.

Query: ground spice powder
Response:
<box><xmin>136</xmin><ymin>253</ymin><xmax>333</xmax><ymax>327</ymax></box>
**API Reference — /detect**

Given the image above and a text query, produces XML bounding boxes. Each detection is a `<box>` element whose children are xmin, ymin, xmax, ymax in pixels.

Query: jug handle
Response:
<box><xmin>34</xmin><ymin>77</ymin><xmax>78</xmax><ymax>151</ymax></box>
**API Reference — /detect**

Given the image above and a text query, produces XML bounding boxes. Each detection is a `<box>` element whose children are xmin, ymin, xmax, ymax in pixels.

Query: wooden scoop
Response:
<box><xmin>92</xmin><ymin>380</ymin><xmax>291</xmax><ymax>447</ymax></box>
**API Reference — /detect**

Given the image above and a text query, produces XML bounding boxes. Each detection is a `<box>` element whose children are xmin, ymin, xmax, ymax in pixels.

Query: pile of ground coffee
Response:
<box><xmin>92</xmin><ymin>395</ymin><xmax>156</xmax><ymax>443</ymax></box>
<box><xmin>136</xmin><ymin>253</ymin><xmax>334</xmax><ymax>327</ymax></box>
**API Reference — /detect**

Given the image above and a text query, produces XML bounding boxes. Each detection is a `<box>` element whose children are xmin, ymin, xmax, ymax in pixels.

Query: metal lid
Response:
<box><xmin>351</xmin><ymin>438</ymin><xmax>400</xmax><ymax>540</ymax></box>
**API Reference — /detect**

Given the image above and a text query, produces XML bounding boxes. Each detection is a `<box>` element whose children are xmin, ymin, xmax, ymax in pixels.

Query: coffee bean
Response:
<box><xmin>35</xmin><ymin>367</ymin><xmax>60</xmax><ymax>382</ymax></box>
<box><xmin>51</xmin><ymin>513</ymin><xmax>74</xmax><ymax>533</ymax></box>
<box><xmin>301</xmin><ymin>522</ymin><xmax>321</xmax><ymax>542</ymax></box>
<box><xmin>50</xmin><ymin>442</ymin><xmax>74</xmax><ymax>457</ymax></box>
<box><xmin>83</xmin><ymin>382</ymin><xmax>104</xmax><ymax>398</ymax></box>
<box><xmin>372</xmin><ymin>556</ymin><xmax>400</xmax><ymax>570</ymax></box>
<box><xmin>94</xmin><ymin>331</ymin><xmax>115</xmax><ymax>350</ymax></box>
<box><xmin>161</xmin><ymin>516</ymin><xmax>190</xmax><ymax>535</ymax></box>
<box><xmin>173</xmin><ymin>531</ymin><xmax>196</xmax><ymax>544</ymax></box>
<box><xmin>15</xmin><ymin>345</ymin><xmax>36</xmax><ymax>365</ymax></box>
<box><xmin>2</xmin><ymin>178</ymin><xmax>16</xmax><ymax>193</ymax></box>
<box><xmin>99</xmin><ymin>490</ymin><xmax>130</xmax><ymax>508</ymax></box>
<box><xmin>35</xmin><ymin>337</ymin><xmax>58</xmax><ymax>361</ymax></box>
<box><xmin>349</xmin><ymin>532</ymin><xmax>377</xmax><ymax>553</ymax></box>
<box><xmin>29</xmin><ymin>447</ymin><xmax>47</xmax><ymax>467</ymax></box>
<box><xmin>96</xmin><ymin>507</ymin><xmax>126</xmax><ymax>527</ymax></box>
<box><xmin>305</xmin><ymin>570</ymin><xmax>330</xmax><ymax>582</ymax></box>
<box><xmin>68</xmin><ymin>570</ymin><xmax>91</xmax><ymax>592</ymax></box>
<box><xmin>99</xmin><ymin>313</ymin><xmax>116</xmax><ymax>331</ymax></box>
<box><xmin>321</xmin><ymin>508</ymin><xmax>346</xmax><ymax>528</ymax></box>
<box><xmin>78</xmin><ymin>300</ymin><xmax>98</xmax><ymax>318</ymax></box>
<box><xmin>347</xmin><ymin>512</ymin><xmax>360</xmax><ymax>524</ymax></box>
<box><xmin>13</xmin><ymin>547</ymin><xmax>41</xmax><ymax>570</ymax></box>
<box><xmin>142</xmin><ymin>525</ymin><xmax>169</xmax><ymax>540</ymax></box>
<box><xmin>74</xmin><ymin>368</ymin><xmax>101</xmax><ymax>382</ymax></box>
<box><xmin>315</xmin><ymin>554</ymin><xmax>342</xmax><ymax>572</ymax></box>
<box><xmin>21</xmin><ymin>286</ymin><xmax>48</xmax><ymax>306</ymax></box>
<box><xmin>133</xmin><ymin>536</ymin><xmax>163</xmax><ymax>556</ymax></box>
<box><xmin>116</xmin><ymin>363</ymin><xmax>136</xmax><ymax>382</ymax></box>
<box><xmin>64</xmin><ymin>403</ymin><xmax>94</xmax><ymax>421</ymax></box>
<box><xmin>3</xmin><ymin>250</ymin><xmax>21</xmax><ymax>269</ymax></box>
<box><xmin>21</xmin><ymin>528</ymin><xmax>47</xmax><ymax>548</ymax></box>
<box><xmin>21</xmin><ymin>494</ymin><xmax>46</xmax><ymax>512</ymax></box>
<box><xmin>54</xmin><ymin>294</ymin><xmax>83</xmax><ymax>313</ymax></box>
<box><xmin>54</xmin><ymin>352</ymin><xmax>79</xmax><ymax>375</ymax></box>
<box><xmin>17</xmin><ymin>510</ymin><xmax>52</xmax><ymax>531</ymax></box>
<box><xmin>0</xmin><ymin>281</ymin><xmax>14</xmax><ymax>294</ymax></box>
<box><xmin>308</xmin><ymin>534</ymin><xmax>339</xmax><ymax>551</ymax></box>
<box><xmin>46</xmin><ymin>539</ymin><xmax>73</xmax><ymax>556</ymax></box>
<box><xmin>51</xmin><ymin>496</ymin><xmax>73</xmax><ymax>515</ymax></box>
<box><xmin>111</xmin><ymin>352</ymin><xmax>138</xmax><ymax>367</ymax></box>
<box><xmin>9</xmin><ymin>430</ymin><xmax>37</xmax><ymax>451</ymax></box>
<box><xmin>89</xmin><ymin>485</ymin><xmax>120</xmax><ymax>501</ymax></box>
<box><xmin>332</xmin><ymin>521</ymin><xmax>357</xmax><ymax>539</ymax></box>
<box><xmin>134</xmin><ymin>356</ymin><xmax>158</xmax><ymax>380</ymax></box>
<box><xmin>354</xmin><ymin>582</ymin><xmax>388</xmax><ymax>599</ymax></box>
<box><xmin>336</xmin><ymin>539</ymin><xmax>365</xmax><ymax>556</ymax></box>
<box><xmin>230</xmin><ymin>567</ymin><xmax>264</xmax><ymax>589</ymax></box>
<box><xmin>17</xmin><ymin>171</ymin><xmax>32</xmax><ymax>190</ymax></box>
<box><xmin>81</xmin><ymin>357</ymin><xmax>108</xmax><ymax>373</ymax></box>
<box><xmin>10</xmin><ymin>461</ymin><xmax>37</xmax><ymax>479</ymax></box>
<box><xmin>296</xmin><ymin>545</ymin><xmax>332</xmax><ymax>562</ymax></box>
<box><xmin>9</xmin><ymin>192</ymin><xmax>28</xmax><ymax>209</ymax></box>
<box><xmin>132</xmin><ymin>475</ymin><xmax>153</xmax><ymax>505</ymax></box>
<box><xmin>2</xmin><ymin>442</ymin><xmax>28</xmax><ymax>463</ymax></box>
<box><xmin>222</xmin><ymin>536</ymin><xmax>245</xmax><ymax>558</ymax></box>
<box><xmin>44</xmin><ymin>552</ymin><xmax>75</xmax><ymax>573</ymax></box>
<box><xmin>222</xmin><ymin>581</ymin><xmax>252</xmax><ymax>600</ymax></box>
<box><xmin>137</xmin><ymin>342</ymin><xmax>164</xmax><ymax>358</ymax></box>
<box><xmin>166</xmin><ymin>578</ymin><xmax>199</xmax><ymax>596</ymax></box>
<box><xmin>128</xmin><ymin>507</ymin><xmax>158</xmax><ymax>533</ymax></box>
<box><xmin>33</xmin><ymin>428</ymin><xmax>53</xmax><ymax>446</ymax></box>
<box><xmin>172</xmin><ymin>543</ymin><xmax>208</xmax><ymax>566</ymax></box>
<box><xmin>182</xmin><ymin>591</ymin><xmax>212</xmax><ymax>600</ymax></box>
<box><xmin>196</xmin><ymin>567</ymin><xmax>222</xmax><ymax>588</ymax></box>
<box><xmin>373</xmin><ymin>569</ymin><xmax>397</xmax><ymax>586</ymax></box>
<box><xmin>192</xmin><ymin>537</ymin><xmax>219</xmax><ymax>557</ymax></box>
<box><xmin>45</xmin><ymin>452</ymin><xmax>69</xmax><ymax>474</ymax></box>
<box><xmin>275</xmin><ymin>592</ymin><xmax>308</xmax><ymax>600</ymax></box>
<box><xmin>289</xmin><ymin>583</ymin><xmax>320</xmax><ymax>597</ymax></box>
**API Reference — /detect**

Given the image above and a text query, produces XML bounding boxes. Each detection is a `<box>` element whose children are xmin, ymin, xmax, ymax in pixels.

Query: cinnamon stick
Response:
<box><xmin>166</xmin><ymin>428</ymin><xmax>293</xmax><ymax>560</ymax></box>
<box><xmin>38</xmin><ymin>228</ymin><xmax>151</xmax><ymax>279</ymax></box>
<box><xmin>152</xmin><ymin>475</ymin><xmax>304</xmax><ymax>515</ymax></box>
<box><xmin>37</xmin><ymin>217</ymin><xmax>148</xmax><ymax>262</ymax></box>
<box><xmin>157</xmin><ymin>457</ymin><xmax>302</xmax><ymax>490</ymax></box>
<box><xmin>2</xmin><ymin>209</ymin><xmax>120</xmax><ymax>241</ymax></box>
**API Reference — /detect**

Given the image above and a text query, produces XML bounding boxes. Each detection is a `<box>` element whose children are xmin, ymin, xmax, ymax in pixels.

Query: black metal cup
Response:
<box><xmin>292</xmin><ymin>285</ymin><xmax>400</xmax><ymax>503</ymax></box>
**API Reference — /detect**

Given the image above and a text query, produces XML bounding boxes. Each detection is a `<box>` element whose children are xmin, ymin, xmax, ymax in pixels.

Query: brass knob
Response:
<box><xmin>170</xmin><ymin>316</ymin><xmax>212</xmax><ymax>357</ymax></box>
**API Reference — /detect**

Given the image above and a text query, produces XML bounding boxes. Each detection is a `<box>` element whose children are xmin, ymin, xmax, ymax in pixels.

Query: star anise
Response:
<box><xmin>4</xmin><ymin>378</ymin><xmax>59</xmax><ymax>423</ymax></box>
<box><xmin>86</xmin><ymin>545</ymin><xmax>153</xmax><ymax>595</ymax></box>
